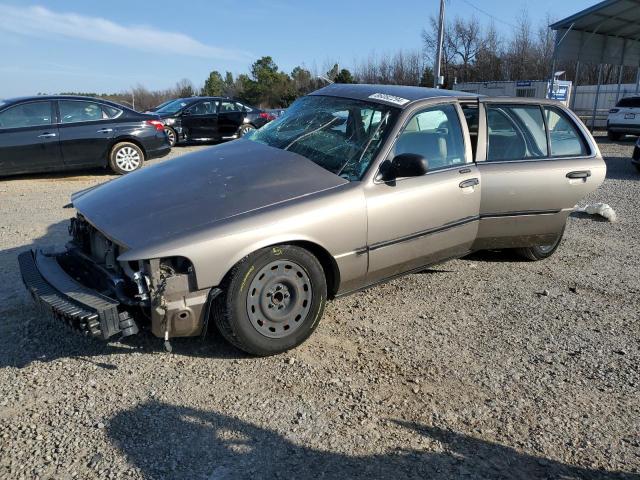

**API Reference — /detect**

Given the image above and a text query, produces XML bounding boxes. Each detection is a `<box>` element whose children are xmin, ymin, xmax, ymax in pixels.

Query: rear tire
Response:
<box><xmin>109</xmin><ymin>142</ymin><xmax>144</xmax><ymax>175</ymax></box>
<box><xmin>213</xmin><ymin>245</ymin><xmax>327</xmax><ymax>356</ymax></box>
<box><xmin>164</xmin><ymin>127</ymin><xmax>177</xmax><ymax>147</ymax></box>
<box><xmin>515</xmin><ymin>226</ymin><xmax>565</xmax><ymax>261</ymax></box>
<box><xmin>607</xmin><ymin>130</ymin><xmax>622</xmax><ymax>141</ymax></box>
<box><xmin>238</xmin><ymin>124</ymin><xmax>256</xmax><ymax>138</ymax></box>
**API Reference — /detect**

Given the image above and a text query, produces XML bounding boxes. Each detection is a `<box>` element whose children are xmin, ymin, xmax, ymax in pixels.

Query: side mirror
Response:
<box><xmin>181</xmin><ymin>109</ymin><xmax>191</xmax><ymax>117</ymax></box>
<box><xmin>388</xmin><ymin>153</ymin><xmax>428</xmax><ymax>179</ymax></box>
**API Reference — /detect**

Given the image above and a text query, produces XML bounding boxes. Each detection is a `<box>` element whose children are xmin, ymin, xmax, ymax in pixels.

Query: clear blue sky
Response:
<box><xmin>0</xmin><ymin>0</ymin><xmax>593</xmax><ymax>97</ymax></box>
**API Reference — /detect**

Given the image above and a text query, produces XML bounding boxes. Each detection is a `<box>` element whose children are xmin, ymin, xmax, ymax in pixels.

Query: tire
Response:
<box><xmin>109</xmin><ymin>142</ymin><xmax>144</xmax><ymax>175</ymax></box>
<box><xmin>515</xmin><ymin>226</ymin><xmax>565</xmax><ymax>261</ymax></box>
<box><xmin>164</xmin><ymin>127</ymin><xmax>177</xmax><ymax>147</ymax></box>
<box><xmin>607</xmin><ymin>130</ymin><xmax>622</xmax><ymax>141</ymax></box>
<box><xmin>213</xmin><ymin>245</ymin><xmax>327</xmax><ymax>356</ymax></box>
<box><xmin>238</xmin><ymin>124</ymin><xmax>256</xmax><ymax>138</ymax></box>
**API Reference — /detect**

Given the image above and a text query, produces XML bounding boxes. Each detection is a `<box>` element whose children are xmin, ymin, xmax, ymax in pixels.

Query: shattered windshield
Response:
<box><xmin>247</xmin><ymin>95</ymin><xmax>398</xmax><ymax>181</ymax></box>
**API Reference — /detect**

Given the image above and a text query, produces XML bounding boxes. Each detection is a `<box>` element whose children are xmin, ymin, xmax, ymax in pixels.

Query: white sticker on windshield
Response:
<box><xmin>368</xmin><ymin>93</ymin><xmax>410</xmax><ymax>106</ymax></box>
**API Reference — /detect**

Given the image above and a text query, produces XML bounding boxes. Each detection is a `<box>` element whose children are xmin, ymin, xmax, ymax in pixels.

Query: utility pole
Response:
<box><xmin>434</xmin><ymin>0</ymin><xmax>445</xmax><ymax>88</ymax></box>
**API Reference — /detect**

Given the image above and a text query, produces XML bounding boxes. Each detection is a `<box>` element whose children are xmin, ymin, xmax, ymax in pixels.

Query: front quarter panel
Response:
<box><xmin>118</xmin><ymin>183</ymin><xmax>368</xmax><ymax>294</ymax></box>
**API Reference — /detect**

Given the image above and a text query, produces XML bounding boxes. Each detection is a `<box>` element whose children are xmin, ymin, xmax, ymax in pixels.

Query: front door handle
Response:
<box><xmin>566</xmin><ymin>170</ymin><xmax>591</xmax><ymax>179</ymax></box>
<box><xmin>459</xmin><ymin>178</ymin><xmax>479</xmax><ymax>188</ymax></box>
<box><xmin>37</xmin><ymin>133</ymin><xmax>57</xmax><ymax>138</ymax></box>
<box><xmin>97</xmin><ymin>128</ymin><xmax>114</xmax><ymax>133</ymax></box>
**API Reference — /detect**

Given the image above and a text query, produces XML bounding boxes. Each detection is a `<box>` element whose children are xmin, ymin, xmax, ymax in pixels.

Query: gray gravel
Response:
<box><xmin>0</xmin><ymin>136</ymin><xmax>638</xmax><ymax>479</ymax></box>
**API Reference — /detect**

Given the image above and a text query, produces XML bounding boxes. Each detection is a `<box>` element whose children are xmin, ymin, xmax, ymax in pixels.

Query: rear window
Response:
<box><xmin>616</xmin><ymin>97</ymin><xmax>640</xmax><ymax>108</ymax></box>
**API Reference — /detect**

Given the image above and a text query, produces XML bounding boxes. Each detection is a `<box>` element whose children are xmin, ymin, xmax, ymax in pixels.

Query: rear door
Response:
<box><xmin>181</xmin><ymin>100</ymin><xmax>219</xmax><ymax>140</ymax></box>
<box><xmin>218</xmin><ymin>101</ymin><xmax>247</xmax><ymax>138</ymax></box>
<box><xmin>473</xmin><ymin>100</ymin><xmax>605</xmax><ymax>250</ymax></box>
<box><xmin>365</xmin><ymin>102</ymin><xmax>481</xmax><ymax>283</ymax></box>
<box><xmin>0</xmin><ymin>100</ymin><xmax>61</xmax><ymax>175</ymax></box>
<box><xmin>57</xmin><ymin>100</ymin><xmax>119</xmax><ymax>168</ymax></box>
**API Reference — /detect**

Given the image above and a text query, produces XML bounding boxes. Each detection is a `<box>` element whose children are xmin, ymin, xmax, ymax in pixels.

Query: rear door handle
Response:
<box><xmin>459</xmin><ymin>178</ymin><xmax>479</xmax><ymax>188</ymax></box>
<box><xmin>566</xmin><ymin>170</ymin><xmax>591</xmax><ymax>179</ymax></box>
<box><xmin>37</xmin><ymin>133</ymin><xmax>56</xmax><ymax>138</ymax></box>
<box><xmin>97</xmin><ymin>128</ymin><xmax>113</xmax><ymax>133</ymax></box>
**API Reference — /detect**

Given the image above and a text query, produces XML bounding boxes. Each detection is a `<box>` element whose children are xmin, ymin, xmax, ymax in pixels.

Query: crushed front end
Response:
<box><xmin>18</xmin><ymin>215</ymin><xmax>214</xmax><ymax>342</ymax></box>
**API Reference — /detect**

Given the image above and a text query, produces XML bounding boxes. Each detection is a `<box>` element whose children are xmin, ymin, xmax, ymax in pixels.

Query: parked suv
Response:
<box><xmin>19</xmin><ymin>85</ymin><xmax>605</xmax><ymax>356</ymax></box>
<box><xmin>607</xmin><ymin>95</ymin><xmax>640</xmax><ymax>140</ymax></box>
<box><xmin>0</xmin><ymin>96</ymin><xmax>170</xmax><ymax>176</ymax></box>
<box><xmin>155</xmin><ymin>97</ymin><xmax>275</xmax><ymax>146</ymax></box>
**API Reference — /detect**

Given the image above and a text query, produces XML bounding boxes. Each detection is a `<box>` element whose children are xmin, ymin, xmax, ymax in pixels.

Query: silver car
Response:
<box><xmin>19</xmin><ymin>84</ymin><xmax>606</xmax><ymax>356</ymax></box>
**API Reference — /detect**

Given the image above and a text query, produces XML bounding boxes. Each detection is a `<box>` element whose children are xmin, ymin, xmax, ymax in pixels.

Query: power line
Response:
<box><xmin>459</xmin><ymin>0</ymin><xmax>518</xmax><ymax>29</ymax></box>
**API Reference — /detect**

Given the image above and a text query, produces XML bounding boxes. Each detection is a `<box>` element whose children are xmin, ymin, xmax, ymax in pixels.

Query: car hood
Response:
<box><xmin>71</xmin><ymin>140</ymin><xmax>348</xmax><ymax>251</ymax></box>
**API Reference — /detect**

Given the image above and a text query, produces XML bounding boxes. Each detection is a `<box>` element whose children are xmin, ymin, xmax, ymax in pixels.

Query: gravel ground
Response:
<box><xmin>0</xmin><ymin>136</ymin><xmax>638</xmax><ymax>480</ymax></box>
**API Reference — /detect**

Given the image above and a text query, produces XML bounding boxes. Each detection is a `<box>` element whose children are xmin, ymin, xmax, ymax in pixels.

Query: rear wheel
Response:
<box><xmin>109</xmin><ymin>142</ymin><xmax>144</xmax><ymax>175</ymax></box>
<box><xmin>607</xmin><ymin>130</ymin><xmax>622</xmax><ymax>141</ymax></box>
<box><xmin>515</xmin><ymin>226</ymin><xmax>565</xmax><ymax>261</ymax></box>
<box><xmin>238</xmin><ymin>124</ymin><xmax>256</xmax><ymax>138</ymax></box>
<box><xmin>164</xmin><ymin>127</ymin><xmax>177</xmax><ymax>147</ymax></box>
<box><xmin>213</xmin><ymin>245</ymin><xmax>327</xmax><ymax>356</ymax></box>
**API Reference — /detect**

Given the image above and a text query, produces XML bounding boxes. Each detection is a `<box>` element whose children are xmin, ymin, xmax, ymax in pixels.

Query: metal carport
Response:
<box><xmin>549</xmin><ymin>0</ymin><xmax>640</xmax><ymax>129</ymax></box>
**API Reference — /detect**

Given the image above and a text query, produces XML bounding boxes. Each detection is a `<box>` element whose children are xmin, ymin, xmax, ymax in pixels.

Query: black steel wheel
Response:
<box><xmin>213</xmin><ymin>245</ymin><xmax>327</xmax><ymax>356</ymax></box>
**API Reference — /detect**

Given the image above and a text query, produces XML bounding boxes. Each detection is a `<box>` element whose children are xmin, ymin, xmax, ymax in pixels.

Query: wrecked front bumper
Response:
<box><xmin>18</xmin><ymin>250</ymin><xmax>139</xmax><ymax>340</ymax></box>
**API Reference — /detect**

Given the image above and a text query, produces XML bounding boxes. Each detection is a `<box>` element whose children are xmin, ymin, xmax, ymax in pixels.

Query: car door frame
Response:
<box><xmin>55</xmin><ymin>99</ymin><xmax>119</xmax><ymax>168</ymax></box>
<box><xmin>472</xmin><ymin>97</ymin><xmax>605</xmax><ymax>250</ymax></box>
<box><xmin>360</xmin><ymin>97</ymin><xmax>482</xmax><ymax>286</ymax></box>
<box><xmin>181</xmin><ymin>99</ymin><xmax>219</xmax><ymax>140</ymax></box>
<box><xmin>0</xmin><ymin>100</ymin><xmax>62</xmax><ymax>175</ymax></box>
<box><xmin>217</xmin><ymin>100</ymin><xmax>248</xmax><ymax>139</ymax></box>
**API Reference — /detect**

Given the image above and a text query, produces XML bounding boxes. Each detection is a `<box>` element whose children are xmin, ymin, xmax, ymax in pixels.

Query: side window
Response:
<box><xmin>0</xmin><ymin>102</ymin><xmax>52</xmax><ymax>129</ymax></box>
<box><xmin>394</xmin><ymin>104</ymin><xmax>466</xmax><ymax>171</ymax></box>
<box><xmin>59</xmin><ymin>100</ymin><xmax>104</xmax><ymax>123</ymax></box>
<box><xmin>220</xmin><ymin>101</ymin><xmax>242</xmax><ymax>113</ymax></box>
<box><xmin>544</xmin><ymin>107</ymin><xmax>588</xmax><ymax>157</ymax></box>
<box><xmin>101</xmin><ymin>105</ymin><xmax>122</xmax><ymax>119</ymax></box>
<box><xmin>486</xmin><ymin>105</ymin><xmax>547</xmax><ymax>161</ymax></box>
<box><xmin>188</xmin><ymin>101</ymin><xmax>217</xmax><ymax>115</ymax></box>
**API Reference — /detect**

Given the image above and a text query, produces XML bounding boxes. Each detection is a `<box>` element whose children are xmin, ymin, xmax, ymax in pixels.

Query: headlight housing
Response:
<box><xmin>164</xmin><ymin>118</ymin><xmax>176</xmax><ymax>126</ymax></box>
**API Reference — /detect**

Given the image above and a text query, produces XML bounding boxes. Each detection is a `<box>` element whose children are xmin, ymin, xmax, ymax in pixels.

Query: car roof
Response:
<box><xmin>310</xmin><ymin>84</ymin><xmax>480</xmax><ymax>108</ymax></box>
<box><xmin>0</xmin><ymin>95</ymin><xmax>133</xmax><ymax>111</ymax></box>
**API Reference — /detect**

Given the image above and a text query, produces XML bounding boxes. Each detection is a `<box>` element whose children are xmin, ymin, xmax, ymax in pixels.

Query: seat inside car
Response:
<box><xmin>395</xmin><ymin>130</ymin><xmax>449</xmax><ymax>169</ymax></box>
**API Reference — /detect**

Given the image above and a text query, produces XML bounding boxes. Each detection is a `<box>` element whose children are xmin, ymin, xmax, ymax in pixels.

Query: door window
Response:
<box><xmin>486</xmin><ymin>105</ymin><xmax>547</xmax><ymax>161</ymax></box>
<box><xmin>188</xmin><ymin>101</ymin><xmax>217</xmax><ymax>115</ymax></box>
<box><xmin>102</xmin><ymin>105</ymin><xmax>122</xmax><ymax>119</ymax></box>
<box><xmin>544</xmin><ymin>107</ymin><xmax>588</xmax><ymax>157</ymax></box>
<box><xmin>394</xmin><ymin>104</ymin><xmax>466</xmax><ymax>171</ymax></box>
<box><xmin>0</xmin><ymin>102</ymin><xmax>52</xmax><ymax>129</ymax></box>
<box><xmin>59</xmin><ymin>100</ymin><xmax>107</xmax><ymax>123</ymax></box>
<box><xmin>220</xmin><ymin>101</ymin><xmax>243</xmax><ymax>113</ymax></box>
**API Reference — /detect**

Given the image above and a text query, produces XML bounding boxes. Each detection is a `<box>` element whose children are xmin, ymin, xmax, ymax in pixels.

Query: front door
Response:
<box><xmin>182</xmin><ymin>100</ymin><xmax>219</xmax><ymax>140</ymax></box>
<box><xmin>365</xmin><ymin>103</ymin><xmax>481</xmax><ymax>283</ymax></box>
<box><xmin>473</xmin><ymin>101</ymin><xmax>606</xmax><ymax>250</ymax></box>
<box><xmin>0</xmin><ymin>100</ymin><xmax>61</xmax><ymax>175</ymax></box>
<box><xmin>57</xmin><ymin>99</ymin><xmax>117</xmax><ymax>168</ymax></box>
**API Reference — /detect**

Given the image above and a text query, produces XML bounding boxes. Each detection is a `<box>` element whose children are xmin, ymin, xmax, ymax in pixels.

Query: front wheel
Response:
<box><xmin>515</xmin><ymin>226</ymin><xmax>565</xmax><ymax>261</ymax></box>
<box><xmin>109</xmin><ymin>142</ymin><xmax>144</xmax><ymax>175</ymax></box>
<box><xmin>213</xmin><ymin>245</ymin><xmax>327</xmax><ymax>356</ymax></box>
<box><xmin>238</xmin><ymin>124</ymin><xmax>256</xmax><ymax>138</ymax></box>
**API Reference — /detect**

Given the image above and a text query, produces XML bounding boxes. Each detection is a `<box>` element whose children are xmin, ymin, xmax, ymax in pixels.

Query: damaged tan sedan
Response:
<box><xmin>19</xmin><ymin>84</ymin><xmax>605</xmax><ymax>356</ymax></box>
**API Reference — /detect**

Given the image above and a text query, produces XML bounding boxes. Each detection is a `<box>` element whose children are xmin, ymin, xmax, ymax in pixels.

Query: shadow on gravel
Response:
<box><xmin>602</xmin><ymin>155</ymin><xmax>639</xmax><ymax>181</ymax></box>
<box><xmin>0</xmin><ymin>221</ymin><xmax>249</xmax><ymax>370</ymax></box>
<box><xmin>107</xmin><ymin>401</ymin><xmax>639</xmax><ymax>480</ymax></box>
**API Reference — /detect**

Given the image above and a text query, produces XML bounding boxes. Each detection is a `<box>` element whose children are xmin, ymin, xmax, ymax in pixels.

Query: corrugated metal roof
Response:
<box><xmin>550</xmin><ymin>0</ymin><xmax>640</xmax><ymax>66</ymax></box>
